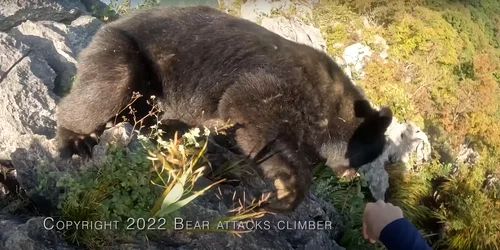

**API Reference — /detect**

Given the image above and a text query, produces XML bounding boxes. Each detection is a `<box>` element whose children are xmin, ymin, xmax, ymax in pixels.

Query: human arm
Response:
<box><xmin>379</xmin><ymin>217</ymin><xmax>432</xmax><ymax>250</ymax></box>
<box><xmin>363</xmin><ymin>200</ymin><xmax>432</xmax><ymax>250</ymax></box>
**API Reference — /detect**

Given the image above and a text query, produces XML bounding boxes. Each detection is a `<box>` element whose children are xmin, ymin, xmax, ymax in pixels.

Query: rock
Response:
<box><xmin>0</xmin><ymin>3</ymin><xmax>102</xmax><ymax>160</ymax></box>
<box><xmin>0</xmin><ymin>214</ymin><xmax>75</xmax><ymax>250</ymax></box>
<box><xmin>385</xmin><ymin>120</ymin><xmax>432</xmax><ymax>165</ymax></box>
<box><xmin>373</xmin><ymin>35</ymin><xmax>389</xmax><ymax>61</ymax></box>
<box><xmin>484</xmin><ymin>173</ymin><xmax>499</xmax><ymax>196</ymax></box>
<box><xmin>240</xmin><ymin>0</ymin><xmax>315</xmax><ymax>23</ymax></box>
<box><xmin>170</xmin><ymin>174</ymin><xmax>346</xmax><ymax>250</ymax></box>
<box><xmin>360</xmin><ymin>119</ymin><xmax>432</xmax><ymax>200</ymax></box>
<box><xmin>240</xmin><ymin>0</ymin><xmax>274</xmax><ymax>22</ymax></box>
<box><xmin>0</xmin><ymin>214</ymin><xmax>69</xmax><ymax>250</ymax></box>
<box><xmin>9</xmin><ymin>15</ymin><xmax>103</xmax><ymax>96</ymax></box>
<box><xmin>0</xmin><ymin>33</ymin><xmax>58</xmax><ymax>159</ymax></box>
<box><xmin>9</xmin><ymin>135</ymin><xmax>74</xmax><ymax>200</ymax></box>
<box><xmin>455</xmin><ymin>144</ymin><xmax>479</xmax><ymax>165</ymax></box>
<box><xmin>342</xmin><ymin>43</ymin><xmax>372</xmax><ymax>79</ymax></box>
<box><xmin>0</xmin><ymin>0</ymin><xmax>88</xmax><ymax>32</ymax></box>
<box><xmin>260</xmin><ymin>16</ymin><xmax>327</xmax><ymax>52</ymax></box>
<box><xmin>9</xmin><ymin>122</ymin><xmax>139</xmax><ymax>202</ymax></box>
<box><xmin>238</xmin><ymin>0</ymin><xmax>326</xmax><ymax>52</ymax></box>
<box><xmin>91</xmin><ymin>122</ymin><xmax>143</xmax><ymax>166</ymax></box>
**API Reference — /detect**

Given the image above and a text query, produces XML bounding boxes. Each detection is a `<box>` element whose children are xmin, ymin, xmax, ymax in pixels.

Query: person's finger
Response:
<box><xmin>362</xmin><ymin>221</ymin><xmax>369</xmax><ymax>239</ymax></box>
<box><xmin>396</xmin><ymin>206</ymin><xmax>404</xmax><ymax>217</ymax></box>
<box><xmin>369</xmin><ymin>238</ymin><xmax>376</xmax><ymax>244</ymax></box>
<box><xmin>375</xmin><ymin>199</ymin><xmax>385</xmax><ymax>205</ymax></box>
<box><xmin>364</xmin><ymin>201</ymin><xmax>375</xmax><ymax>214</ymax></box>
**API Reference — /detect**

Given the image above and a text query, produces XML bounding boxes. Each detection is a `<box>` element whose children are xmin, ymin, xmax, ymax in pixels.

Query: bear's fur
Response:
<box><xmin>55</xmin><ymin>6</ymin><xmax>393</xmax><ymax>212</ymax></box>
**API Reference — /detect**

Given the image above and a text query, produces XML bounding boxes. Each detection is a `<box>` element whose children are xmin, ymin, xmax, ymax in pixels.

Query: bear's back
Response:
<box><xmin>106</xmin><ymin>6</ymin><xmax>323</xmax><ymax>88</ymax></box>
<box><xmin>95</xmin><ymin>6</ymin><xmax>334</xmax><ymax>122</ymax></box>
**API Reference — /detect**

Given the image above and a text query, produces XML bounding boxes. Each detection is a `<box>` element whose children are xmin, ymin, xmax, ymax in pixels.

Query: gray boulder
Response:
<box><xmin>0</xmin><ymin>0</ymin><xmax>88</xmax><ymax>32</ymax></box>
<box><xmin>9</xmin><ymin>15</ymin><xmax>103</xmax><ymax>96</ymax></box>
<box><xmin>0</xmin><ymin>5</ymin><xmax>103</xmax><ymax>160</ymax></box>
<box><xmin>360</xmin><ymin>119</ymin><xmax>432</xmax><ymax>200</ymax></box>
<box><xmin>260</xmin><ymin>16</ymin><xmax>327</xmax><ymax>52</ymax></box>
<box><xmin>0</xmin><ymin>214</ymin><xmax>75</xmax><ymax>250</ymax></box>
<box><xmin>455</xmin><ymin>144</ymin><xmax>480</xmax><ymax>166</ymax></box>
<box><xmin>238</xmin><ymin>0</ymin><xmax>327</xmax><ymax>52</ymax></box>
<box><xmin>0</xmin><ymin>33</ymin><xmax>58</xmax><ymax>159</ymax></box>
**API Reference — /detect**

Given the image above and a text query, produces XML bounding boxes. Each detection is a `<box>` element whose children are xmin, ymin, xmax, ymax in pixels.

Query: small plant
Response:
<box><xmin>51</xmin><ymin>92</ymin><xmax>224</xmax><ymax>248</ymax></box>
<box><xmin>61</xmin><ymin>76</ymin><xmax>76</xmax><ymax>97</ymax></box>
<box><xmin>136</xmin><ymin>0</ymin><xmax>160</xmax><ymax>9</ymax></box>
<box><xmin>147</xmin><ymin>128</ymin><xmax>226</xmax><ymax>218</ymax></box>
<box><xmin>90</xmin><ymin>4</ymin><xmax>119</xmax><ymax>23</ymax></box>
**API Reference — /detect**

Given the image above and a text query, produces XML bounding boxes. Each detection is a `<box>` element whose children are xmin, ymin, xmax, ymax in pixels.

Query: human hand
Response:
<box><xmin>362</xmin><ymin>199</ymin><xmax>404</xmax><ymax>243</ymax></box>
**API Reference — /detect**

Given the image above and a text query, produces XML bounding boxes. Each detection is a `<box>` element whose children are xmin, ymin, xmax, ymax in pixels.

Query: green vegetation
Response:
<box><xmin>90</xmin><ymin>0</ymin><xmax>161</xmax><ymax>22</ymax></box>
<box><xmin>33</xmin><ymin>94</ymin><xmax>263</xmax><ymax>250</ymax></box>
<box><xmin>218</xmin><ymin>0</ymin><xmax>247</xmax><ymax>17</ymax></box>
<box><xmin>313</xmin><ymin>0</ymin><xmax>500</xmax><ymax>249</ymax></box>
<box><xmin>56</xmin><ymin>145</ymin><xmax>161</xmax><ymax>249</ymax></box>
<box><xmin>37</xmin><ymin>123</ymin><xmax>266</xmax><ymax>250</ymax></box>
<box><xmin>313</xmin><ymin>166</ymin><xmax>386</xmax><ymax>250</ymax></box>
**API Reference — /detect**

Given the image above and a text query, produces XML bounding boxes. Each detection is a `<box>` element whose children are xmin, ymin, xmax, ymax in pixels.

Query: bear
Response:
<box><xmin>55</xmin><ymin>5</ymin><xmax>393</xmax><ymax>213</ymax></box>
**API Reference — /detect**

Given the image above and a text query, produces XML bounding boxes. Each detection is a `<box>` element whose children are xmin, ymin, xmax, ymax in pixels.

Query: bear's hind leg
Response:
<box><xmin>55</xmin><ymin>27</ymin><xmax>157</xmax><ymax>159</ymax></box>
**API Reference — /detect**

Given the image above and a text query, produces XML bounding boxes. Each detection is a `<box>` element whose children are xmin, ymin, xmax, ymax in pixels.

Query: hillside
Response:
<box><xmin>0</xmin><ymin>0</ymin><xmax>499</xmax><ymax>250</ymax></box>
<box><xmin>308</xmin><ymin>1</ymin><xmax>500</xmax><ymax>249</ymax></box>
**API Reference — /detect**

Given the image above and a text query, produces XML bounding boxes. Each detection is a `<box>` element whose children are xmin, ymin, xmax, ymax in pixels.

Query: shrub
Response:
<box><xmin>56</xmin><ymin>144</ymin><xmax>162</xmax><ymax>249</ymax></box>
<box><xmin>313</xmin><ymin>165</ymin><xmax>385</xmax><ymax>250</ymax></box>
<box><xmin>435</xmin><ymin>162</ymin><xmax>500</xmax><ymax>250</ymax></box>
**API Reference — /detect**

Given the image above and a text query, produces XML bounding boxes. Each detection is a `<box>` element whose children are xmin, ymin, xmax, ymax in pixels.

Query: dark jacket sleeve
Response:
<box><xmin>379</xmin><ymin>218</ymin><xmax>432</xmax><ymax>250</ymax></box>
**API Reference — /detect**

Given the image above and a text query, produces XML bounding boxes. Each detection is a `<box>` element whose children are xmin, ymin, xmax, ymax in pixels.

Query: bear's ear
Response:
<box><xmin>376</xmin><ymin>106</ymin><xmax>393</xmax><ymax>132</ymax></box>
<box><xmin>354</xmin><ymin>100</ymin><xmax>376</xmax><ymax>118</ymax></box>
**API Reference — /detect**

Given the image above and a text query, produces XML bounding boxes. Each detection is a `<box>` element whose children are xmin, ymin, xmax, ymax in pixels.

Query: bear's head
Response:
<box><xmin>345</xmin><ymin>100</ymin><xmax>393</xmax><ymax>169</ymax></box>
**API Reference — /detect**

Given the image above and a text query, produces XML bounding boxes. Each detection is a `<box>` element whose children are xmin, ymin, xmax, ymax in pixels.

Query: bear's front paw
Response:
<box><xmin>259</xmin><ymin>173</ymin><xmax>309</xmax><ymax>213</ymax></box>
<box><xmin>56</xmin><ymin>127</ymin><xmax>99</xmax><ymax>161</ymax></box>
<box><xmin>333</xmin><ymin>165</ymin><xmax>359</xmax><ymax>180</ymax></box>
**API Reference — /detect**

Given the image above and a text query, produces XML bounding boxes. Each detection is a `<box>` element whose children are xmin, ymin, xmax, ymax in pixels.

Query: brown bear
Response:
<box><xmin>55</xmin><ymin>6</ymin><xmax>393</xmax><ymax>213</ymax></box>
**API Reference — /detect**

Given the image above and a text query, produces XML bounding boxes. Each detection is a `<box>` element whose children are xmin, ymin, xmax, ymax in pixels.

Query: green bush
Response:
<box><xmin>56</xmin><ymin>145</ymin><xmax>163</xmax><ymax>249</ymax></box>
<box><xmin>435</xmin><ymin>162</ymin><xmax>500</xmax><ymax>250</ymax></box>
<box><xmin>313</xmin><ymin>166</ymin><xmax>385</xmax><ymax>250</ymax></box>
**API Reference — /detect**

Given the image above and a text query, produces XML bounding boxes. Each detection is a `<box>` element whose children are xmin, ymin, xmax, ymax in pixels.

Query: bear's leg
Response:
<box><xmin>55</xmin><ymin>27</ymin><xmax>155</xmax><ymax>159</ymax></box>
<box><xmin>218</xmin><ymin>72</ymin><xmax>314</xmax><ymax>213</ymax></box>
<box><xmin>230</xmin><ymin>126</ymin><xmax>313</xmax><ymax>213</ymax></box>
